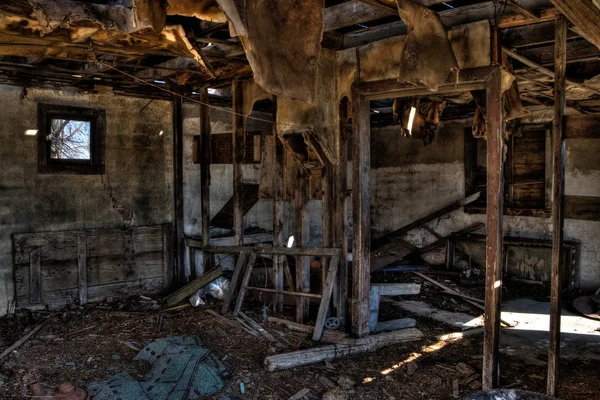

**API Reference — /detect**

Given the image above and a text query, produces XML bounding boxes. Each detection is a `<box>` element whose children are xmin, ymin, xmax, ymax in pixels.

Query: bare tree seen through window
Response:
<box><xmin>49</xmin><ymin>119</ymin><xmax>91</xmax><ymax>160</ymax></box>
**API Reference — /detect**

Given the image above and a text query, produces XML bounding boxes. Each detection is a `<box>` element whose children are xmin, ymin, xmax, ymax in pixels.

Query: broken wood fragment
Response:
<box><xmin>164</xmin><ymin>267</ymin><xmax>223</xmax><ymax>306</ymax></box>
<box><xmin>239</xmin><ymin>311</ymin><xmax>284</xmax><ymax>348</ymax></box>
<box><xmin>264</xmin><ymin>328</ymin><xmax>423</xmax><ymax>371</ymax></box>
<box><xmin>0</xmin><ymin>317</ymin><xmax>53</xmax><ymax>364</ymax></box>
<box><xmin>288</xmin><ymin>388</ymin><xmax>311</xmax><ymax>400</ymax></box>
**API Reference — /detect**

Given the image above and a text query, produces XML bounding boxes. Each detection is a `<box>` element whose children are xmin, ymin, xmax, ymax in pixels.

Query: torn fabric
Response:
<box><xmin>395</xmin><ymin>0</ymin><xmax>459</xmax><ymax>91</ymax></box>
<box><xmin>217</xmin><ymin>0</ymin><xmax>324</xmax><ymax>104</ymax></box>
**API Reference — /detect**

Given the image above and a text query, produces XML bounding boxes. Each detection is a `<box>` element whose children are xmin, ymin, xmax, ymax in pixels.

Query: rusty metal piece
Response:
<box><xmin>30</xmin><ymin>382</ymin><xmax>89</xmax><ymax>400</ymax></box>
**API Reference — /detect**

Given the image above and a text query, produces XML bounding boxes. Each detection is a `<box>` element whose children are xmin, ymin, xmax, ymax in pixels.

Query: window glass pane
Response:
<box><xmin>49</xmin><ymin>119</ymin><xmax>91</xmax><ymax>160</ymax></box>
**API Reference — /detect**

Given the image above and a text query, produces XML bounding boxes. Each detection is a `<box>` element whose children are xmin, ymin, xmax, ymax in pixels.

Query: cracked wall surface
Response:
<box><xmin>0</xmin><ymin>85</ymin><xmax>173</xmax><ymax>315</ymax></box>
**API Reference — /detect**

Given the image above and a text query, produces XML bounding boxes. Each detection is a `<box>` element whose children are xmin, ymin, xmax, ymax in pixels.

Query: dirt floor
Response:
<box><xmin>1</xmin><ymin>272</ymin><xmax>599</xmax><ymax>400</ymax></box>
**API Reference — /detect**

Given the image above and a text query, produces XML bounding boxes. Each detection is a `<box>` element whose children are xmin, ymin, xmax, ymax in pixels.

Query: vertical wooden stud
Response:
<box><xmin>321</xmin><ymin>162</ymin><xmax>333</xmax><ymax>297</ymax></box>
<box><xmin>199</xmin><ymin>86</ymin><xmax>212</xmax><ymax>274</ymax></box>
<box><xmin>77</xmin><ymin>232</ymin><xmax>87</xmax><ymax>306</ymax></box>
<box><xmin>334</xmin><ymin>98</ymin><xmax>350</xmax><ymax>327</ymax></box>
<box><xmin>351</xmin><ymin>89</ymin><xmax>371</xmax><ymax>338</ymax></box>
<box><xmin>272</xmin><ymin>98</ymin><xmax>285</xmax><ymax>312</ymax></box>
<box><xmin>295</xmin><ymin>169</ymin><xmax>310</xmax><ymax>323</ymax></box>
<box><xmin>312</xmin><ymin>251</ymin><xmax>341</xmax><ymax>341</ymax></box>
<box><xmin>232</xmin><ymin>80</ymin><xmax>245</xmax><ymax>247</ymax></box>
<box><xmin>172</xmin><ymin>95</ymin><xmax>185</xmax><ymax>285</ymax></box>
<box><xmin>548</xmin><ymin>14</ymin><xmax>567</xmax><ymax>397</ymax></box>
<box><xmin>29</xmin><ymin>248</ymin><xmax>42</xmax><ymax>305</ymax></box>
<box><xmin>482</xmin><ymin>66</ymin><xmax>505</xmax><ymax>390</ymax></box>
<box><xmin>163</xmin><ymin>223</ymin><xmax>174</xmax><ymax>291</ymax></box>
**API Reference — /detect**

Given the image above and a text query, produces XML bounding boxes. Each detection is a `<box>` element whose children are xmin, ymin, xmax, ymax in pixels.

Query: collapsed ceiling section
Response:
<box><xmin>0</xmin><ymin>0</ymin><xmax>598</xmax><ymax>120</ymax></box>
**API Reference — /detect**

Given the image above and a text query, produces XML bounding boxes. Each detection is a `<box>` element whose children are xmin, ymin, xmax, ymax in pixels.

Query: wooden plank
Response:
<box><xmin>264</xmin><ymin>328</ymin><xmax>424</xmax><ymax>371</ymax></box>
<box><xmin>516</xmin><ymin>39</ymin><xmax>600</xmax><ymax>68</ymax></box>
<box><xmin>172</xmin><ymin>95</ymin><xmax>184</xmax><ymax>285</ymax></box>
<box><xmin>334</xmin><ymin>98</ymin><xmax>350</xmax><ymax>326</ymax></box>
<box><xmin>29</xmin><ymin>248</ymin><xmax>41</xmax><ymax>304</ymax></box>
<box><xmin>372</xmin><ymin>191</ymin><xmax>481</xmax><ymax>251</ymax></box>
<box><xmin>186</xmin><ymin>233</ymin><xmax>273</xmax><ymax>248</ymax></box>
<box><xmin>232</xmin><ymin>80</ymin><xmax>245</xmax><ymax>246</ymax></box>
<box><xmin>351</xmin><ymin>88</ymin><xmax>371</xmax><ymax>338</ymax></box>
<box><xmin>565</xmin><ymin>114</ymin><xmax>600</xmax><ymax>139</ymax></box>
<box><xmin>502</xmin><ymin>20</ymin><xmax>579</xmax><ymax>48</ymax></box>
<box><xmin>0</xmin><ymin>317</ymin><xmax>53</xmax><ymax>364</ymax></box>
<box><xmin>272</xmin><ymin>98</ymin><xmax>285</xmax><ymax>312</ymax></box>
<box><xmin>548</xmin><ymin>0</ymin><xmax>600</xmax><ymax>51</ymax></box>
<box><xmin>295</xmin><ymin>169</ymin><xmax>310</xmax><ymax>324</ymax></box>
<box><xmin>14</xmin><ymin>231</ymin><xmax>78</xmax><ymax>265</ymax></box>
<box><xmin>77</xmin><ymin>233</ymin><xmax>87</xmax><ymax>306</ymax></box>
<box><xmin>202</xmin><ymin>246</ymin><xmax>341</xmax><ymax>257</ymax></box>
<box><xmin>163</xmin><ymin>223</ymin><xmax>174</xmax><ymax>291</ymax></box>
<box><xmin>321</xmin><ymin>162</ymin><xmax>333</xmax><ymax>302</ymax></box>
<box><xmin>246</xmin><ymin>287</ymin><xmax>323</xmax><ymax>299</ymax></box>
<box><xmin>132</xmin><ymin>226</ymin><xmax>164</xmax><ymax>254</ymax></box>
<box><xmin>199</xmin><ymin>86</ymin><xmax>212</xmax><ymax>274</ymax></box>
<box><xmin>545</xmin><ymin>128</ymin><xmax>553</xmax><ymax>210</ymax></box>
<box><xmin>188</xmin><ymin>246</ymin><xmax>196</xmax><ymax>281</ymax></box>
<box><xmin>482</xmin><ymin>66</ymin><xmax>505</xmax><ymax>390</ymax></box>
<box><xmin>498</xmin><ymin>7</ymin><xmax>559</xmax><ymax>28</ymax></box>
<box><xmin>221</xmin><ymin>251</ymin><xmax>249</xmax><ymax>314</ymax></box>
<box><xmin>324</xmin><ymin>0</ymin><xmax>390</xmax><ymax>32</ymax></box>
<box><xmin>233</xmin><ymin>252</ymin><xmax>257</xmax><ymax>316</ymax></box>
<box><xmin>164</xmin><ymin>266</ymin><xmax>223</xmax><ymax>306</ymax></box>
<box><xmin>548</xmin><ymin>14</ymin><xmax>567</xmax><ymax>398</ymax></box>
<box><xmin>313</xmin><ymin>251</ymin><xmax>341</xmax><ymax>341</ymax></box>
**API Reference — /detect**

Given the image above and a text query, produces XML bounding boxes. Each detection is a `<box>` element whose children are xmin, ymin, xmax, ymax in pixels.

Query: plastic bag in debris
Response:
<box><xmin>189</xmin><ymin>291</ymin><xmax>206</xmax><ymax>307</ymax></box>
<box><xmin>205</xmin><ymin>277</ymin><xmax>230</xmax><ymax>300</ymax></box>
<box><xmin>189</xmin><ymin>277</ymin><xmax>230</xmax><ymax>307</ymax></box>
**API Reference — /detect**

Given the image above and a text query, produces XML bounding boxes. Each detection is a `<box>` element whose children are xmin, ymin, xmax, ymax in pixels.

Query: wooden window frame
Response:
<box><xmin>37</xmin><ymin>103</ymin><xmax>106</xmax><ymax>174</ymax></box>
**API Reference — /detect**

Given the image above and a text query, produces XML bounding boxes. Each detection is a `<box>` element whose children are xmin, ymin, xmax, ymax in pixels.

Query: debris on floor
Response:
<box><xmin>88</xmin><ymin>336</ymin><xmax>229</xmax><ymax>400</ymax></box>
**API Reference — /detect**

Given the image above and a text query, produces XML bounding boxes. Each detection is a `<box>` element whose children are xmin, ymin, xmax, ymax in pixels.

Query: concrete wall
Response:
<box><xmin>371</xmin><ymin>121</ymin><xmax>600</xmax><ymax>291</ymax></box>
<box><xmin>0</xmin><ymin>85</ymin><xmax>174</xmax><ymax>315</ymax></box>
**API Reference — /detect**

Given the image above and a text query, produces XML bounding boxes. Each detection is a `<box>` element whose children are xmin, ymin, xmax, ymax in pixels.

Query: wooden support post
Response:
<box><xmin>221</xmin><ymin>251</ymin><xmax>249</xmax><ymax>314</ymax></box>
<box><xmin>272</xmin><ymin>98</ymin><xmax>285</xmax><ymax>312</ymax></box>
<box><xmin>163</xmin><ymin>223</ymin><xmax>174</xmax><ymax>291</ymax></box>
<box><xmin>548</xmin><ymin>14</ymin><xmax>567</xmax><ymax>398</ymax></box>
<box><xmin>322</xmin><ymin>162</ymin><xmax>333</xmax><ymax>298</ymax></box>
<box><xmin>295</xmin><ymin>169</ymin><xmax>310</xmax><ymax>323</ymax></box>
<box><xmin>172</xmin><ymin>95</ymin><xmax>185</xmax><ymax>285</ymax></box>
<box><xmin>77</xmin><ymin>232</ymin><xmax>87</xmax><ymax>306</ymax></box>
<box><xmin>351</xmin><ymin>89</ymin><xmax>371</xmax><ymax>338</ymax></box>
<box><xmin>334</xmin><ymin>99</ymin><xmax>350</xmax><ymax>327</ymax></box>
<box><xmin>29</xmin><ymin>248</ymin><xmax>41</xmax><ymax>305</ymax></box>
<box><xmin>313</xmin><ymin>251</ymin><xmax>340</xmax><ymax>341</ymax></box>
<box><xmin>232</xmin><ymin>80</ymin><xmax>245</xmax><ymax>247</ymax></box>
<box><xmin>445</xmin><ymin>238</ymin><xmax>456</xmax><ymax>270</ymax></box>
<box><xmin>199</xmin><ymin>87</ymin><xmax>212</xmax><ymax>274</ymax></box>
<box><xmin>233</xmin><ymin>252</ymin><xmax>257</xmax><ymax>316</ymax></box>
<box><xmin>482</xmin><ymin>67</ymin><xmax>505</xmax><ymax>390</ymax></box>
<box><xmin>188</xmin><ymin>246</ymin><xmax>196</xmax><ymax>281</ymax></box>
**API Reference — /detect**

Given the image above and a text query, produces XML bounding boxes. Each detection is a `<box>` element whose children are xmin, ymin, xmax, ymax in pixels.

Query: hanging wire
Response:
<box><xmin>97</xmin><ymin>61</ymin><xmax>332</xmax><ymax>130</ymax></box>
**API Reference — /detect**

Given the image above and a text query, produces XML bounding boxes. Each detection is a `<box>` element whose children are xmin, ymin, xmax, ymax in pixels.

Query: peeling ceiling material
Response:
<box><xmin>0</xmin><ymin>0</ymin><xmax>214</xmax><ymax>75</ymax></box>
<box><xmin>219</xmin><ymin>0</ymin><xmax>324</xmax><ymax>104</ymax></box>
<box><xmin>394</xmin><ymin>0</ymin><xmax>459</xmax><ymax>91</ymax></box>
<box><xmin>166</xmin><ymin>0</ymin><xmax>227</xmax><ymax>23</ymax></box>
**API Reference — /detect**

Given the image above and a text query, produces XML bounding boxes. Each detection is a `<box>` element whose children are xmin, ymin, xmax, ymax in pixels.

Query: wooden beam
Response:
<box><xmin>503</xmin><ymin>46</ymin><xmax>600</xmax><ymax>95</ymax></box>
<box><xmin>342</xmin><ymin>0</ymin><xmax>551</xmax><ymax>48</ymax></box>
<box><xmin>29</xmin><ymin>248</ymin><xmax>41</xmax><ymax>305</ymax></box>
<box><xmin>516</xmin><ymin>39</ymin><xmax>600</xmax><ymax>67</ymax></box>
<box><xmin>203</xmin><ymin>246</ymin><xmax>341</xmax><ymax>257</ymax></box>
<box><xmin>324</xmin><ymin>1</ymin><xmax>391</xmax><ymax>32</ymax></box>
<box><xmin>199</xmin><ymin>87</ymin><xmax>212</xmax><ymax>274</ymax></box>
<box><xmin>164</xmin><ymin>266</ymin><xmax>223</xmax><ymax>306</ymax></box>
<box><xmin>232</xmin><ymin>80</ymin><xmax>245</xmax><ymax>247</ymax></box>
<box><xmin>313</xmin><ymin>252</ymin><xmax>341</xmax><ymax>341</ymax></box>
<box><xmin>221</xmin><ymin>251</ymin><xmax>249</xmax><ymax>314</ymax></box>
<box><xmin>172</xmin><ymin>94</ymin><xmax>185</xmax><ymax>285</ymax></box>
<box><xmin>295</xmin><ymin>169</ymin><xmax>310</xmax><ymax>324</ymax></box>
<box><xmin>502</xmin><ymin>20</ymin><xmax>579</xmax><ymax>48</ymax></box>
<box><xmin>351</xmin><ymin>87</ymin><xmax>371</xmax><ymax>338</ymax></box>
<box><xmin>372</xmin><ymin>192</ymin><xmax>481</xmax><ymax>251</ymax></box>
<box><xmin>506</xmin><ymin>0</ymin><xmax>539</xmax><ymax>21</ymax></box>
<box><xmin>333</xmin><ymin>99</ymin><xmax>350</xmax><ymax>326</ymax></box>
<box><xmin>482</xmin><ymin>67</ymin><xmax>505</xmax><ymax>390</ymax></box>
<box><xmin>548</xmin><ymin>0</ymin><xmax>600</xmax><ymax>51</ymax></box>
<box><xmin>272</xmin><ymin>98</ymin><xmax>285</xmax><ymax>313</ymax></box>
<box><xmin>77</xmin><ymin>233</ymin><xmax>87</xmax><ymax>306</ymax></box>
<box><xmin>547</xmin><ymin>14</ymin><xmax>567</xmax><ymax>398</ymax></box>
<box><xmin>498</xmin><ymin>7</ymin><xmax>559</xmax><ymax>28</ymax></box>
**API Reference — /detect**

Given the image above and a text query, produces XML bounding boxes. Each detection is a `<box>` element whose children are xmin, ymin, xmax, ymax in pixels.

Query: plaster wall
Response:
<box><xmin>371</xmin><ymin>121</ymin><xmax>600</xmax><ymax>290</ymax></box>
<box><xmin>0</xmin><ymin>85</ymin><xmax>174</xmax><ymax>315</ymax></box>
